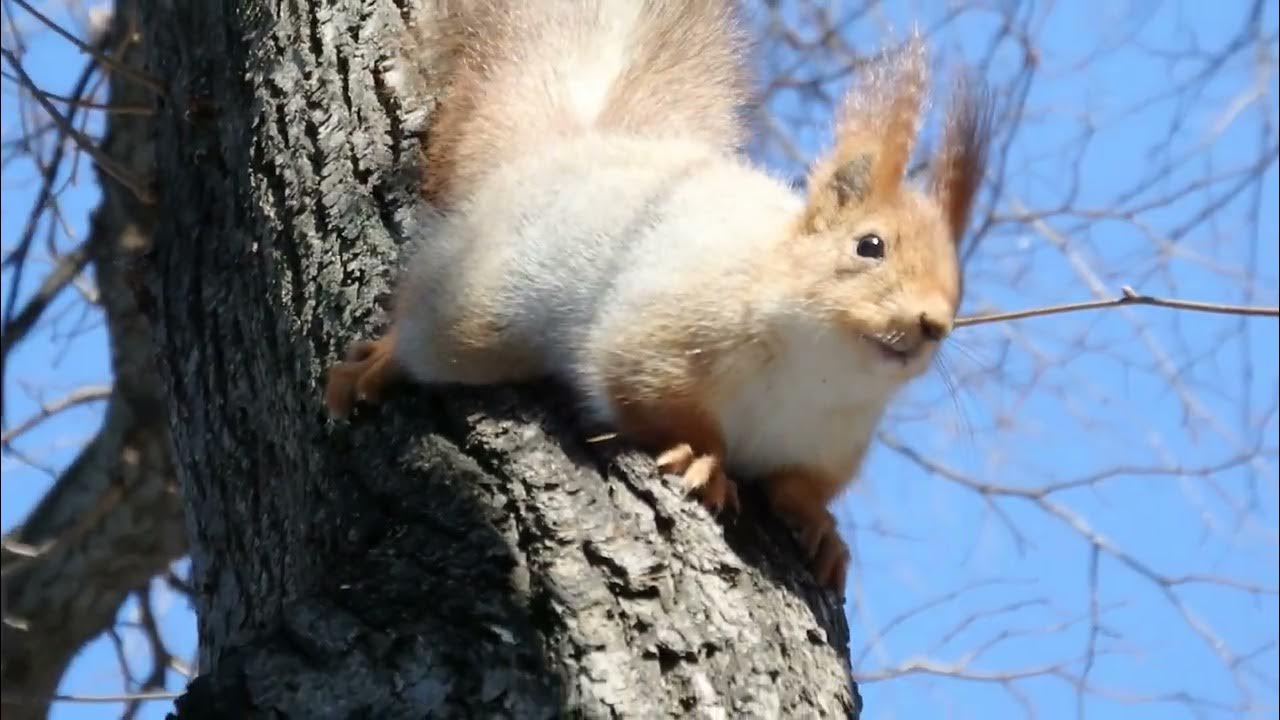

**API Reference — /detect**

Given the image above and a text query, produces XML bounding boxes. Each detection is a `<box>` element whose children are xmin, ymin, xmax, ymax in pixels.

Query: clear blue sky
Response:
<box><xmin>3</xmin><ymin>2</ymin><xmax>1277</xmax><ymax>719</ymax></box>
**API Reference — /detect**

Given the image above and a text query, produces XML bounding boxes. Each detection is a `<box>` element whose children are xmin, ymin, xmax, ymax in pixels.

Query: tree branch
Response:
<box><xmin>1</xmin><ymin>384</ymin><xmax>109</xmax><ymax>449</ymax></box>
<box><xmin>955</xmin><ymin>285</ymin><xmax>1279</xmax><ymax>328</ymax></box>
<box><xmin>0</xmin><ymin>48</ymin><xmax>154</xmax><ymax>204</ymax></box>
<box><xmin>8</xmin><ymin>0</ymin><xmax>163</xmax><ymax>94</ymax></box>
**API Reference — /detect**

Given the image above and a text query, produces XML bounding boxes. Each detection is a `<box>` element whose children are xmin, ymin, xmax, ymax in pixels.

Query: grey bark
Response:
<box><xmin>143</xmin><ymin>0</ymin><xmax>860</xmax><ymax>717</ymax></box>
<box><xmin>0</xmin><ymin>4</ymin><xmax>186</xmax><ymax>718</ymax></box>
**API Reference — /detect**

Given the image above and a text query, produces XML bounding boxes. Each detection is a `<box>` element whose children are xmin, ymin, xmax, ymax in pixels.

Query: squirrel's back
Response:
<box><xmin>421</xmin><ymin>0</ymin><xmax>748</xmax><ymax>205</ymax></box>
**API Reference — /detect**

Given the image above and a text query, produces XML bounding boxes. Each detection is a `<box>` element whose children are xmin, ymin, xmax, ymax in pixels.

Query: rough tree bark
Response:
<box><xmin>0</xmin><ymin>4</ymin><xmax>186</xmax><ymax>718</ymax></box>
<box><xmin>144</xmin><ymin>1</ymin><xmax>860</xmax><ymax>717</ymax></box>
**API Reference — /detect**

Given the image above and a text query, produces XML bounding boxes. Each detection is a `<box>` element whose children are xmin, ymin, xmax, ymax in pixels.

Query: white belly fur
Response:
<box><xmin>711</xmin><ymin>323</ymin><xmax>892</xmax><ymax>483</ymax></box>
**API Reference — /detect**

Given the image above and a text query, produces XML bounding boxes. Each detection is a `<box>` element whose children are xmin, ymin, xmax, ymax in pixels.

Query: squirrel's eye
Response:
<box><xmin>855</xmin><ymin>234</ymin><xmax>885</xmax><ymax>260</ymax></box>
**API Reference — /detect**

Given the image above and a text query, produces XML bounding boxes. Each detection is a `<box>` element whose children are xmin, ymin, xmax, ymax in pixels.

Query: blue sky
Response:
<box><xmin>3</xmin><ymin>1</ymin><xmax>1277</xmax><ymax>719</ymax></box>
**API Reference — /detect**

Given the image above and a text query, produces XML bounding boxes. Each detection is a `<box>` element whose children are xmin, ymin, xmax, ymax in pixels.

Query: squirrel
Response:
<box><xmin>324</xmin><ymin>0</ymin><xmax>993</xmax><ymax>591</ymax></box>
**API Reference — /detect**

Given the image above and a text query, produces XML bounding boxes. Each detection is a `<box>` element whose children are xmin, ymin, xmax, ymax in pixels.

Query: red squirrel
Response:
<box><xmin>324</xmin><ymin>0</ymin><xmax>993</xmax><ymax>591</ymax></box>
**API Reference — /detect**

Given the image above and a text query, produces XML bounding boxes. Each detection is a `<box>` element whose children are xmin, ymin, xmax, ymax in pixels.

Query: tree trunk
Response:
<box><xmin>1</xmin><ymin>4</ymin><xmax>185</xmax><ymax>718</ymax></box>
<box><xmin>143</xmin><ymin>1</ymin><xmax>859</xmax><ymax>717</ymax></box>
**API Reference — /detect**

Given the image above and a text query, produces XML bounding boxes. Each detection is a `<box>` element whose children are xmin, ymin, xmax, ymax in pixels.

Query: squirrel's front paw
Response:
<box><xmin>324</xmin><ymin>336</ymin><xmax>400</xmax><ymax>418</ymax></box>
<box><xmin>656</xmin><ymin>444</ymin><xmax>740</xmax><ymax>514</ymax></box>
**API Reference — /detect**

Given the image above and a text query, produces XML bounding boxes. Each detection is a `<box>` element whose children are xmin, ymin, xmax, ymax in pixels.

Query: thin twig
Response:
<box><xmin>1</xmin><ymin>690</ymin><xmax>182</xmax><ymax>704</ymax></box>
<box><xmin>9</xmin><ymin>0</ymin><xmax>163</xmax><ymax>94</ymax></box>
<box><xmin>0</xmin><ymin>49</ymin><xmax>154</xmax><ymax>203</ymax></box>
<box><xmin>0</xmin><ymin>69</ymin><xmax>152</xmax><ymax>114</ymax></box>
<box><xmin>123</xmin><ymin>587</ymin><xmax>172</xmax><ymax>720</ymax></box>
<box><xmin>1</xmin><ymin>383</ymin><xmax>111</xmax><ymax>446</ymax></box>
<box><xmin>1</xmin><ymin>244</ymin><xmax>91</xmax><ymax>362</ymax></box>
<box><xmin>1</xmin><ymin>50</ymin><xmax>98</xmax><ymax>332</ymax></box>
<box><xmin>956</xmin><ymin>286</ymin><xmax>1279</xmax><ymax>328</ymax></box>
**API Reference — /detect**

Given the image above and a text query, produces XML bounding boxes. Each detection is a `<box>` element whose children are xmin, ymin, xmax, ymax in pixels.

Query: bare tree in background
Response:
<box><xmin>2</xmin><ymin>0</ymin><xmax>1277</xmax><ymax>718</ymax></box>
<box><xmin>2</xmin><ymin>2</ymin><xmax>184</xmax><ymax>718</ymax></box>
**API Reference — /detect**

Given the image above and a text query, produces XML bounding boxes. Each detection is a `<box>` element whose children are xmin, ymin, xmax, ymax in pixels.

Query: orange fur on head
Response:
<box><xmin>778</xmin><ymin>30</ymin><xmax>993</xmax><ymax>381</ymax></box>
<box><xmin>930</xmin><ymin>71</ymin><xmax>994</xmax><ymax>246</ymax></box>
<box><xmin>803</xmin><ymin>31</ymin><xmax>929</xmax><ymax>232</ymax></box>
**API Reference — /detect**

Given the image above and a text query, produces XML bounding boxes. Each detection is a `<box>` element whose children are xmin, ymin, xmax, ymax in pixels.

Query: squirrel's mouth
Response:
<box><xmin>861</xmin><ymin>331</ymin><xmax>924</xmax><ymax>365</ymax></box>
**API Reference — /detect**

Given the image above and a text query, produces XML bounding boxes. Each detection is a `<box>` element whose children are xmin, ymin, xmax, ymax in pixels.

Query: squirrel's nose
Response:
<box><xmin>919</xmin><ymin>311</ymin><xmax>952</xmax><ymax>341</ymax></box>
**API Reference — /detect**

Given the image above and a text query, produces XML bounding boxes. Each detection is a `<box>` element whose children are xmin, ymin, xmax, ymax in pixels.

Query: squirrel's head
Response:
<box><xmin>785</xmin><ymin>32</ymin><xmax>992</xmax><ymax>381</ymax></box>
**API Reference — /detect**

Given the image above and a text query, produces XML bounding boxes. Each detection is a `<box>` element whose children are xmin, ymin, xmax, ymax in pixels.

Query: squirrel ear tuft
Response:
<box><xmin>930</xmin><ymin>72</ymin><xmax>994</xmax><ymax>246</ymax></box>
<box><xmin>802</xmin><ymin>31</ymin><xmax>929</xmax><ymax>232</ymax></box>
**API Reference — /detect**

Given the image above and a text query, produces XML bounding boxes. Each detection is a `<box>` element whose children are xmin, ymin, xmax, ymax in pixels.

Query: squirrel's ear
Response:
<box><xmin>930</xmin><ymin>72</ymin><xmax>993</xmax><ymax>246</ymax></box>
<box><xmin>802</xmin><ymin>31</ymin><xmax>928</xmax><ymax>233</ymax></box>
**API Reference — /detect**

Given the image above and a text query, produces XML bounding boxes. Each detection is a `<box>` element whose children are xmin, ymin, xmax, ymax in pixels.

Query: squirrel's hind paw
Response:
<box><xmin>764</xmin><ymin>474</ymin><xmax>850</xmax><ymax>592</ymax></box>
<box><xmin>657</xmin><ymin>444</ymin><xmax>741</xmax><ymax>515</ymax></box>
<box><xmin>323</xmin><ymin>336</ymin><xmax>400</xmax><ymax>418</ymax></box>
<box><xmin>800</xmin><ymin>516</ymin><xmax>850</xmax><ymax>591</ymax></box>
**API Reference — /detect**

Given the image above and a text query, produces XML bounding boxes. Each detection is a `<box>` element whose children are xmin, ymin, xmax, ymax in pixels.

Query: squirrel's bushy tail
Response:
<box><xmin>420</xmin><ymin>0</ymin><xmax>748</xmax><ymax>205</ymax></box>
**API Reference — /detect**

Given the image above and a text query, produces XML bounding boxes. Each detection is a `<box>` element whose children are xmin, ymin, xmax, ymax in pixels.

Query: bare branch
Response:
<box><xmin>0</xmin><ymin>384</ymin><xmax>109</xmax><ymax>448</ymax></box>
<box><xmin>957</xmin><ymin>285</ymin><xmax>1279</xmax><ymax>328</ymax></box>
<box><xmin>0</xmin><ymin>48</ymin><xmax>154</xmax><ymax>203</ymax></box>
<box><xmin>0</xmin><ymin>69</ymin><xmax>154</xmax><ymax>114</ymax></box>
<box><xmin>0</xmin><ymin>243</ymin><xmax>91</xmax><ymax>375</ymax></box>
<box><xmin>1</xmin><ymin>690</ymin><xmax>181</xmax><ymax>706</ymax></box>
<box><xmin>8</xmin><ymin>0</ymin><xmax>162</xmax><ymax>94</ymax></box>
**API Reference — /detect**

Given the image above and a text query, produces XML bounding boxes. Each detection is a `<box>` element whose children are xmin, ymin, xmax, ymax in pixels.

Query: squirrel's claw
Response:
<box><xmin>657</xmin><ymin>444</ymin><xmax>740</xmax><ymax>515</ymax></box>
<box><xmin>656</xmin><ymin>443</ymin><xmax>696</xmax><ymax>473</ymax></box>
